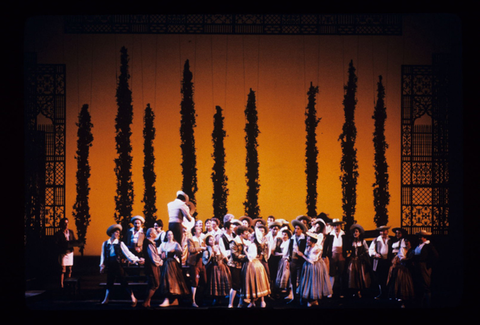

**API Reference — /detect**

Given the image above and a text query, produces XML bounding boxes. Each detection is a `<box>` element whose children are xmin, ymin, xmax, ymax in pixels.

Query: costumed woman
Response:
<box><xmin>242</xmin><ymin>225</ymin><xmax>271</xmax><ymax>308</ymax></box>
<box><xmin>275</xmin><ymin>228</ymin><xmax>292</xmax><ymax>298</ymax></box>
<box><xmin>296</xmin><ymin>231</ymin><xmax>333</xmax><ymax>307</ymax></box>
<box><xmin>202</xmin><ymin>234</ymin><xmax>232</xmax><ymax>306</ymax></box>
<box><xmin>158</xmin><ymin>230</ymin><xmax>190</xmax><ymax>307</ymax></box>
<box><xmin>386</xmin><ymin>234</ymin><xmax>417</xmax><ymax>308</ymax></box>
<box><xmin>346</xmin><ymin>223</ymin><xmax>373</xmax><ymax>298</ymax></box>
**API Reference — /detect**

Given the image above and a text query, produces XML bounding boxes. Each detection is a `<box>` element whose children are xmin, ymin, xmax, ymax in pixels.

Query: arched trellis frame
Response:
<box><xmin>400</xmin><ymin>53</ymin><xmax>451</xmax><ymax>236</ymax></box>
<box><xmin>24</xmin><ymin>53</ymin><xmax>66</xmax><ymax>239</ymax></box>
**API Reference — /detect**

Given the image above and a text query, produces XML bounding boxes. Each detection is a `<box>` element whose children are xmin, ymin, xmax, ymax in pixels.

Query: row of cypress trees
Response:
<box><xmin>72</xmin><ymin>48</ymin><xmax>390</xmax><ymax>251</ymax></box>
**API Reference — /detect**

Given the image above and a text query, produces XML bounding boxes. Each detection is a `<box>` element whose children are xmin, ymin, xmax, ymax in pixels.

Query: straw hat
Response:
<box><xmin>253</xmin><ymin>218</ymin><xmax>267</xmax><ymax>227</ymax></box>
<box><xmin>415</xmin><ymin>230</ymin><xmax>432</xmax><ymax>237</ymax></box>
<box><xmin>131</xmin><ymin>215</ymin><xmax>145</xmax><ymax>224</ymax></box>
<box><xmin>306</xmin><ymin>231</ymin><xmax>321</xmax><ymax>241</ymax></box>
<box><xmin>275</xmin><ymin>219</ymin><xmax>289</xmax><ymax>227</ymax></box>
<box><xmin>296</xmin><ymin>215</ymin><xmax>312</xmax><ymax>223</ymax></box>
<box><xmin>239</xmin><ymin>215</ymin><xmax>253</xmax><ymax>226</ymax></box>
<box><xmin>268</xmin><ymin>221</ymin><xmax>283</xmax><ymax>229</ymax></box>
<box><xmin>107</xmin><ymin>224</ymin><xmax>122</xmax><ymax>236</ymax></box>
<box><xmin>329</xmin><ymin>218</ymin><xmax>345</xmax><ymax>226</ymax></box>
<box><xmin>375</xmin><ymin>225</ymin><xmax>391</xmax><ymax>231</ymax></box>
<box><xmin>291</xmin><ymin>219</ymin><xmax>307</xmax><ymax>233</ymax></box>
<box><xmin>349</xmin><ymin>223</ymin><xmax>365</xmax><ymax>235</ymax></box>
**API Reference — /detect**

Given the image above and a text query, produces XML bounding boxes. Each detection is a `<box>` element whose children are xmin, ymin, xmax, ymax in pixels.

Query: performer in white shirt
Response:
<box><xmin>167</xmin><ymin>190</ymin><xmax>193</xmax><ymax>244</ymax></box>
<box><xmin>99</xmin><ymin>224</ymin><xmax>144</xmax><ymax>306</ymax></box>
<box><xmin>369</xmin><ymin>225</ymin><xmax>394</xmax><ymax>299</ymax></box>
<box><xmin>322</xmin><ymin>219</ymin><xmax>347</xmax><ymax>298</ymax></box>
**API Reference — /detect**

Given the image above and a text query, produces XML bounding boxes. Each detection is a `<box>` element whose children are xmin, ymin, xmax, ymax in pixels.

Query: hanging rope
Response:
<box><xmin>76</xmin><ymin>35</ymin><xmax>80</xmax><ymax>115</ymax></box>
<box><xmin>303</xmin><ymin>35</ymin><xmax>307</xmax><ymax>109</ymax></box>
<box><xmin>211</xmin><ymin>35</ymin><xmax>215</xmax><ymax>112</ymax></box>
<box><xmin>372</xmin><ymin>35</ymin><xmax>376</xmax><ymax>106</ymax></box>
<box><xmin>317</xmin><ymin>35</ymin><xmax>321</xmax><ymax>88</ymax></box>
<box><xmin>90</xmin><ymin>34</ymin><xmax>94</xmax><ymax>109</ymax></box>
<box><xmin>225</xmin><ymin>35</ymin><xmax>228</xmax><ymax>110</ymax></box>
<box><xmin>154</xmin><ymin>35</ymin><xmax>158</xmax><ymax>112</ymax></box>
<box><xmin>140</xmin><ymin>34</ymin><xmax>144</xmax><ymax>110</ymax></box>
<box><xmin>342</xmin><ymin>36</ymin><xmax>345</xmax><ymax>93</ymax></box>
<box><xmin>256</xmin><ymin>35</ymin><xmax>260</xmax><ymax>105</ymax></box>
<box><xmin>115</xmin><ymin>34</ymin><xmax>118</xmax><ymax>93</ymax></box>
<box><xmin>242</xmin><ymin>35</ymin><xmax>246</xmax><ymax>104</ymax></box>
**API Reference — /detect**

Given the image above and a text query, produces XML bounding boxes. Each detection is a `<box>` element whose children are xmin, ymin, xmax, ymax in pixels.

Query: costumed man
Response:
<box><xmin>369</xmin><ymin>225</ymin><xmax>394</xmax><ymax>299</ymax></box>
<box><xmin>142</xmin><ymin>228</ymin><xmax>163</xmax><ymax>308</ymax></box>
<box><xmin>286</xmin><ymin>219</ymin><xmax>307</xmax><ymax>304</ymax></box>
<box><xmin>153</xmin><ymin>219</ymin><xmax>166</xmax><ymax>247</ymax></box>
<box><xmin>322</xmin><ymin>218</ymin><xmax>348</xmax><ymax>298</ymax></box>
<box><xmin>413</xmin><ymin>230</ymin><xmax>439</xmax><ymax>307</ymax></box>
<box><xmin>99</xmin><ymin>224</ymin><xmax>145</xmax><ymax>306</ymax></box>
<box><xmin>124</xmin><ymin>215</ymin><xmax>146</xmax><ymax>257</ymax></box>
<box><xmin>187</xmin><ymin>225</ymin><xmax>207</xmax><ymax>307</ymax></box>
<box><xmin>267</xmin><ymin>220</ymin><xmax>283</xmax><ymax>297</ymax></box>
<box><xmin>54</xmin><ymin>218</ymin><xmax>83</xmax><ymax>289</ymax></box>
<box><xmin>167</xmin><ymin>190</ymin><xmax>194</xmax><ymax>245</ymax></box>
<box><xmin>227</xmin><ymin>225</ymin><xmax>250</xmax><ymax>308</ymax></box>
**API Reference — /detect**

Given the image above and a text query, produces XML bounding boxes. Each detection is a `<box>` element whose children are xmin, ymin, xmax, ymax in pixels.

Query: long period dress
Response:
<box><xmin>386</xmin><ymin>248</ymin><xmax>415</xmax><ymax>301</ymax></box>
<box><xmin>275</xmin><ymin>239</ymin><xmax>291</xmax><ymax>290</ymax></box>
<box><xmin>242</xmin><ymin>241</ymin><xmax>271</xmax><ymax>301</ymax></box>
<box><xmin>347</xmin><ymin>238</ymin><xmax>372</xmax><ymax>291</ymax></box>
<box><xmin>297</xmin><ymin>244</ymin><xmax>333</xmax><ymax>300</ymax></box>
<box><xmin>159</xmin><ymin>241</ymin><xmax>190</xmax><ymax>297</ymax></box>
<box><xmin>203</xmin><ymin>245</ymin><xmax>232</xmax><ymax>297</ymax></box>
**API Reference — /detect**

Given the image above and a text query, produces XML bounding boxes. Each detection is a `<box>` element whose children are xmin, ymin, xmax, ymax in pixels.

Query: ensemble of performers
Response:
<box><xmin>86</xmin><ymin>190</ymin><xmax>439</xmax><ymax>309</ymax></box>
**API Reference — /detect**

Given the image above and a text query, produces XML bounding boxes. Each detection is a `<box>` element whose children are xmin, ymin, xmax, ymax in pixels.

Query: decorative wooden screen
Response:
<box><xmin>64</xmin><ymin>14</ymin><xmax>402</xmax><ymax>35</ymax></box>
<box><xmin>24</xmin><ymin>53</ymin><xmax>66</xmax><ymax>238</ymax></box>
<box><xmin>401</xmin><ymin>54</ymin><xmax>450</xmax><ymax>235</ymax></box>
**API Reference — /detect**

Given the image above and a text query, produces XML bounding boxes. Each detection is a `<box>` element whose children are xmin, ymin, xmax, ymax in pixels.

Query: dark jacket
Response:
<box><xmin>322</xmin><ymin>232</ymin><xmax>347</xmax><ymax>259</ymax></box>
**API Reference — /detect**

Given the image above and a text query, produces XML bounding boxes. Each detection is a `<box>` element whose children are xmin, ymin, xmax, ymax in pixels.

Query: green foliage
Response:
<box><xmin>180</xmin><ymin>59</ymin><xmax>198</xmax><ymax>207</ymax></box>
<box><xmin>305</xmin><ymin>82</ymin><xmax>321</xmax><ymax>217</ymax></box>
<box><xmin>142</xmin><ymin>103</ymin><xmax>157</xmax><ymax>228</ymax></box>
<box><xmin>114</xmin><ymin>46</ymin><xmax>134</xmax><ymax>233</ymax></box>
<box><xmin>372</xmin><ymin>76</ymin><xmax>390</xmax><ymax>227</ymax></box>
<box><xmin>212</xmin><ymin>105</ymin><xmax>229</xmax><ymax>220</ymax></box>
<box><xmin>244</xmin><ymin>89</ymin><xmax>260</xmax><ymax>219</ymax></box>
<box><xmin>339</xmin><ymin>60</ymin><xmax>359</xmax><ymax>231</ymax></box>
<box><xmin>73</xmin><ymin>104</ymin><xmax>93</xmax><ymax>255</ymax></box>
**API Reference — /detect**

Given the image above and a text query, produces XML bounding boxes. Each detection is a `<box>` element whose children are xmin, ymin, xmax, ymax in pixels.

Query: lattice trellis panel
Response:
<box><xmin>64</xmin><ymin>14</ymin><xmax>402</xmax><ymax>35</ymax></box>
<box><xmin>401</xmin><ymin>54</ymin><xmax>451</xmax><ymax>236</ymax></box>
<box><xmin>24</xmin><ymin>54</ymin><xmax>66</xmax><ymax>238</ymax></box>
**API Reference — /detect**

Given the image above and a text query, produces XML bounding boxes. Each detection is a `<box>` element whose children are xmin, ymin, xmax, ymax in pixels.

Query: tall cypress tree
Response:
<box><xmin>180</xmin><ymin>59</ymin><xmax>198</xmax><ymax>208</ymax></box>
<box><xmin>113</xmin><ymin>46</ymin><xmax>134</xmax><ymax>233</ymax></box>
<box><xmin>372</xmin><ymin>75</ymin><xmax>390</xmax><ymax>227</ymax></box>
<box><xmin>212</xmin><ymin>105</ymin><xmax>229</xmax><ymax>222</ymax></box>
<box><xmin>142</xmin><ymin>103</ymin><xmax>157</xmax><ymax>228</ymax></box>
<box><xmin>72</xmin><ymin>104</ymin><xmax>93</xmax><ymax>255</ymax></box>
<box><xmin>305</xmin><ymin>82</ymin><xmax>321</xmax><ymax>217</ymax></box>
<box><xmin>244</xmin><ymin>89</ymin><xmax>260</xmax><ymax>219</ymax></box>
<box><xmin>339</xmin><ymin>60</ymin><xmax>359</xmax><ymax>231</ymax></box>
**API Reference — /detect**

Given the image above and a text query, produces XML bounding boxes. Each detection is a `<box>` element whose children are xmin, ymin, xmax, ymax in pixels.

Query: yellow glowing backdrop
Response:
<box><xmin>24</xmin><ymin>14</ymin><xmax>459</xmax><ymax>256</ymax></box>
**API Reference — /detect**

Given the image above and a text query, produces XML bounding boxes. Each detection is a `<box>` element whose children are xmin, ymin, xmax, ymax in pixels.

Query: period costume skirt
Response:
<box><xmin>297</xmin><ymin>259</ymin><xmax>332</xmax><ymax>300</ymax></box>
<box><xmin>347</xmin><ymin>257</ymin><xmax>372</xmax><ymax>290</ymax></box>
<box><xmin>242</xmin><ymin>259</ymin><xmax>271</xmax><ymax>301</ymax></box>
<box><xmin>206</xmin><ymin>259</ymin><xmax>232</xmax><ymax>297</ymax></box>
<box><xmin>159</xmin><ymin>257</ymin><xmax>190</xmax><ymax>296</ymax></box>
<box><xmin>387</xmin><ymin>264</ymin><xmax>415</xmax><ymax>300</ymax></box>
<box><xmin>275</xmin><ymin>257</ymin><xmax>291</xmax><ymax>290</ymax></box>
